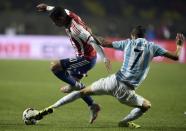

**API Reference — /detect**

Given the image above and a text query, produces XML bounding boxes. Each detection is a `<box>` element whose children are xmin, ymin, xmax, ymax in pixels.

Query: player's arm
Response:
<box><xmin>36</xmin><ymin>3</ymin><xmax>54</xmax><ymax>12</ymax></box>
<box><xmin>77</xmin><ymin>26</ymin><xmax>111</xmax><ymax>71</ymax></box>
<box><xmin>88</xmin><ymin>36</ymin><xmax>112</xmax><ymax>72</ymax></box>
<box><xmin>93</xmin><ymin>35</ymin><xmax>128</xmax><ymax>51</ymax></box>
<box><xmin>92</xmin><ymin>35</ymin><xmax>114</xmax><ymax>48</ymax></box>
<box><xmin>163</xmin><ymin>33</ymin><xmax>185</xmax><ymax>61</ymax></box>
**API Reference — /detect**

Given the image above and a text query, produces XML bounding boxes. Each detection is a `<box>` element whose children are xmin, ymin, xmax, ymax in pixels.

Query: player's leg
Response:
<box><xmin>60</xmin><ymin>75</ymin><xmax>95</xmax><ymax>107</ymax></box>
<box><xmin>51</xmin><ymin>87</ymin><xmax>101</xmax><ymax>124</ymax></box>
<box><xmin>118</xmin><ymin>92</ymin><xmax>151</xmax><ymax>128</ymax></box>
<box><xmin>51</xmin><ymin>60</ymin><xmax>80</xmax><ymax>88</ymax></box>
<box><xmin>57</xmin><ymin>56</ymin><xmax>96</xmax><ymax>91</ymax></box>
<box><xmin>50</xmin><ymin>75</ymin><xmax>114</xmax><ymax>123</ymax></box>
<box><xmin>51</xmin><ymin>57</ymin><xmax>100</xmax><ymax>123</ymax></box>
<box><xmin>79</xmin><ymin>88</ymin><xmax>101</xmax><ymax>124</ymax></box>
<box><xmin>33</xmin><ymin>87</ymin><xmax>96</xmax><ymax>121</ymax></box>
<box><xmin>51</xmin><ymin>58</ymin><xmax>94</xmax><ymax>107</ymax></box>
<box><xmin>59</xmin><ymin>57</ymin><xmax>97</xmax><ymax>106</ymax></box>
<box><xmin>52</xmin><ymin>87</ymin><xmax>95</xmax><ymax>108</ymax></box>
<box><xmin>34</xmin><ymin>75</ymin><xmax>115</xmax><ymax>123</ymax></box>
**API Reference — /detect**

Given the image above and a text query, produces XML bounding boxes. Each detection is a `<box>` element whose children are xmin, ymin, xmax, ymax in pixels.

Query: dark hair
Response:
<box><xmin>49</xmin><ymin>6</ymin><xmax>67</xmax><ymax>19</ymax></box>
<box><xmin>131</xmin><ymin>25</ymin><xmax>146</xmax><ymax>38</ymax></box>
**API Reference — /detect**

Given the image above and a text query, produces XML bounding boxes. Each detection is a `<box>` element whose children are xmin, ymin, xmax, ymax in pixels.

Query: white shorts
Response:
<box><xmin>90</xmin><ymin>74</ymin><xmax>144</xmax><ymax>107</ymax></box>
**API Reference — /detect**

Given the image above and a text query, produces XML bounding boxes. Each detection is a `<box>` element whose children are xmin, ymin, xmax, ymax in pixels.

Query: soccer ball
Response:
<box><xmin>22</xmin><ymin>108</ymin><xmax>39</xmax><ymax>125</ymax></box>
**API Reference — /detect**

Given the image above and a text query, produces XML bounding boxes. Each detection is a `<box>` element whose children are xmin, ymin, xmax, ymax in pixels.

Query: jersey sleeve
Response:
<box><xmin>67</xmin><ymin>10</ymin><xmax>87</xmax><ymax>28</ymax></box>
<box><xmin>112</xmin><ymin>39</ymin><xmax>130</xmax><ymax>50</ymax></box>
<box><xmin>88</xmin><ymin>36</ymin><xmax>107</xmax><ymax>60</ymax></box>
<box><xmin>78</xmin><ymin>26</ymin><xmax>91</xmax><ymax>42</ymax></box>
<box><xmin>152</xmin><ymin>43</ymin><xmax>167</xmax><ymax>57</ymax></box>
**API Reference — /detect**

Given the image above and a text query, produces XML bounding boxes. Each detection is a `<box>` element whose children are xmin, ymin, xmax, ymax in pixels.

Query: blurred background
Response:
<box><xmin>0</xmin><ymin>0</ymin><xmax>185</xmax><ymax>62</ymax></box>
<box><xmin>0</xmin><ymin>0</ymin><xmax>185</xmax><ymax>39</ymax></box>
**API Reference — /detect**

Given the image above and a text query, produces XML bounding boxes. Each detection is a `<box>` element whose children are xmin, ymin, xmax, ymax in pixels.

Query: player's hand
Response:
<box><xmin>36</xmin><ymin>3</ymin><xmax>48</xmax><ymax>12</ymax></box>
<box><xmin>104</xmin><ymin>58</ymin><xmax>112</xmax><ymax>73</ymax></box>
<box><xmin>176</xmin><ymin>33</ymin><xmax>185</xmax><ymax>46</ymax></box>
<box><xmin>92</xmin><ymin>35</ymin><xmax>103</xmax><ymax>46</ymax></box>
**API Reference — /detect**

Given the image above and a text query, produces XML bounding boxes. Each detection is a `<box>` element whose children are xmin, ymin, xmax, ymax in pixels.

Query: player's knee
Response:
<box><xmin>79</xmin><ymin>87</ymin><xmax>93</xmax><ymax>96</ymax></box>
<box><xmin>79</xmin><ymin>89</ymin><xmax>88</xmax><ymax>96</ymax></box>
<box><xmin>141</xmin><ymin>99</ymin><xmax>151</xmax><ymax>112</ymax></box>
<box><xmin>50</xmin><ymin>60</ymin><xmax>63</xmax><ymax>73</ymax></box>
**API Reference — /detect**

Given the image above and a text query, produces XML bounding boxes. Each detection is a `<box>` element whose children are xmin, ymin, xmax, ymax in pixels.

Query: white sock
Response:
<box><xmin>121</xmin><ymin>108</ymin><xmax>144</xmax><ymax>123</ymax></box>
<box><xmin>51</xmin><ymin>91</ymin><xmax>81</xmax><ymax>108</ymax></box>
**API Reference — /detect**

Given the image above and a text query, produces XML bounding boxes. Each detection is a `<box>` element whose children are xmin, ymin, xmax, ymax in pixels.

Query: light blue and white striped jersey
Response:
<box><xmin>112</xmin><ymin>38</ymin><xmax>167</xmax><ymax>89</ymax></box>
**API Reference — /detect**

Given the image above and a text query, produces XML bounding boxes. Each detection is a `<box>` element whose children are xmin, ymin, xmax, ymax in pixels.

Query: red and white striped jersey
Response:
<box><xmin>65</xmin><ymin>9</ymin><xmax>96</xmax><ymax>59</ymax></box>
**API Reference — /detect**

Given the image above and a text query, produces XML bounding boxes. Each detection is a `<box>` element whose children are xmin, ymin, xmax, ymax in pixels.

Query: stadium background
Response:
<box><xmin>0</xmin><ymin>0</ymin><xmax>186</xmax><ymax>131</ymax></box>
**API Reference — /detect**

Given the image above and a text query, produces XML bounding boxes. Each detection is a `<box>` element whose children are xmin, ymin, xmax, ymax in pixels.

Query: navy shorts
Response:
<box><xmin>60</xmin><ymin>56</ymin><xmax>97</xmax><ymax>79</ymax></box>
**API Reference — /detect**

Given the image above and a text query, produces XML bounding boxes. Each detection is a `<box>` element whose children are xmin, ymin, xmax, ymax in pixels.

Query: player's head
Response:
<box><xmin>131</xmin><ymin>25</ymin><xmax>146</xmax><ymax>39</ymax></box>
<box><xmin>49</xmin><ymin>6</ymin><xmax>70</xmax><ymax>27</ymax></box>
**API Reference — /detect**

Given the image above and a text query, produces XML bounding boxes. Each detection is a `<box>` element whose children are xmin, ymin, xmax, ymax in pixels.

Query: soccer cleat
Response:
<box><xmin>89</xmin><ymin>103</ymin><xmax>101</xmax><ymax>124</ymax></box>
<box><xmin>33</xmin><ymin>106</ymin><xmax>53</xmax><ymax>120</ymax></box>
<box><xmin>118</xmin><ymin>121</ymin><xmax>141</xmax><ymax>128</ymax></box>
<box><xmin>60</xmin><ymin>85</ymin><xmax>73</xmax><ymax>93</ymax></box>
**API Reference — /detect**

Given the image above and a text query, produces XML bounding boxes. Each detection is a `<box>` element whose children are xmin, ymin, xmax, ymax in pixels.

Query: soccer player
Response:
<box><xmin>33</xmin><ymin>26</ymin><xmax>185</xmax><ymax>128</ymax></box>
<box><xmin>36</xmin><ymin>3</ymin><xmax>111</xmax><ymax>123</ymax></box>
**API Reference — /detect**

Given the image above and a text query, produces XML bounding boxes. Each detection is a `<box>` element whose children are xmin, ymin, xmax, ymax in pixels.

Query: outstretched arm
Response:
<box><xmin>163</xmin><ymin>33</ymin><xmax>185</xmax><ymax>61</ymax></box>
<box><xmin>92</xmin><ymin>35</ymin><xmax>114</xmax><ymax>48</ymax></box>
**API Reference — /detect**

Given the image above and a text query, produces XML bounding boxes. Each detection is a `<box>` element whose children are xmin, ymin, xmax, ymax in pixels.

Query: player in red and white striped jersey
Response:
<box><xmin>36</xmin><ymin>3</ymin><xmax>111</xmax><ymax>124</ymax></box>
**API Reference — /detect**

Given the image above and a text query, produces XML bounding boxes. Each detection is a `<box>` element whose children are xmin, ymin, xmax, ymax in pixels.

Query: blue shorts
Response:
<box><xmin>60</xmin><ymin>56</ymin><xmax>97</xmax><ymax>79</ymax></box>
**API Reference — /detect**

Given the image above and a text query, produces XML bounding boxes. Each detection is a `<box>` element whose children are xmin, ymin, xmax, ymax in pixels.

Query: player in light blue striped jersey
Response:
<box><xmin>33</xmin><ymin>26</ymin><xmax>185</xmax><ymax>128</ymax></box>
<box><xmin>112</xmin><ymin>29</ymin><xmax>168</xmax><ymax>89</ymax></box>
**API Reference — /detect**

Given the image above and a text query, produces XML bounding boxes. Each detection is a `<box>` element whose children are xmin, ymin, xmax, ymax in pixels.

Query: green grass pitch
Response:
<box><xmin>0</xmin><ymin>60</ymin><xmax>186</xmax><ymax>131</ymax></box>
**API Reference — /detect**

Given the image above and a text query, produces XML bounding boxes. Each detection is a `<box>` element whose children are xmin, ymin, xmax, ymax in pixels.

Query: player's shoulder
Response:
<box><xmin>64</xmin><ymin>9</ymin><xmax>77</xmax><ymax>19</ymax></box>
<box><xmin>145</xmin><ymin>40</ymin><xmax>163</xmax><ymax>53</ymax></box>
<box><xmin>66</xmin><ymin>10</ymin><xmax>86</xmax><ymax>27</ymax></box>
<box><xmin>113</xmin><ymin>38</ymin><xmax>131</xmax><ymax>44</ymax></box>
<box><xmin>136</xmin><ymin>38</ymin><xmax>156</xmax><ymax>47</ymax></box>
<box><xmin>65</xmin><ymin>9</ymin><xmax>80</xmax><ymax>19</ymax></box>
<box><xmin>147</xmin><ymin>40</ymin><xmax>158</xmax><ymax>48</ymax></box>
